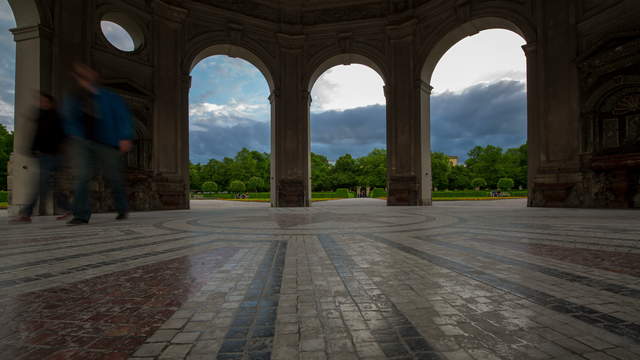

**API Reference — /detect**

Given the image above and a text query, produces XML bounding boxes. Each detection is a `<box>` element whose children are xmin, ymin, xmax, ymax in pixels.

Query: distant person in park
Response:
<box><xmin>64</xmin><ymin>62</ymin><xmax>133</xmax><ymax>225</ymax></box>
<box><xmin>11</xmin><ymin>92</ymin><xmax>70</xmax><ymax>223</ymax></box>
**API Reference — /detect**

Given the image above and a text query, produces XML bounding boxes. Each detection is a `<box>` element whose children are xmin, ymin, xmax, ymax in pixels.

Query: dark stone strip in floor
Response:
<box><xmin>416</xmin><ymin>235</ymin><xmax>640</xmax><ymax>299</ymax></box>
<box><xmin>447</xmin><ymin>234</ymin><xmax>640</xmax><ymax>278</ymax></box>
<box><xmin>0</xmin><ymin>235</ymin><xmax>271</xmax><ymax>289</ymax></box>
<box><xmin>362</xmin><ymin>233</ymin><xmax>640</xmax><ymax>344</ymax></box>
<box><xmin>0</xmin><ymin>225</ymin><xmax>270</xmax><ymax>274</ymax></box>
<box><xmin>216</xmin><ymin>240</ymin><xmax>287</xmax><ymax>360</ymax></box>
<box><xmin>0</xmin><ymin>231</ymin><xmax>184</xmax><ymax>259</ymax></box>
<box><xmin>0</xmin><ymin>231</ymin><xmax>108</xmax><ymax>248</ymax></box>
<box><xmin>318</xmin><ymin>234</ymin><xmax>442</xmax><ymax>360</ymax></box>
<box><xmin>458</xmin><ymin>225</ymin><xmax>640</xmax><ymax>244</ymax></box>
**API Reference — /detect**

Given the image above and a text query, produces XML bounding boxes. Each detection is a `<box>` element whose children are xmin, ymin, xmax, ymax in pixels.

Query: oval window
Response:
<box><xmin>99</xmin><ymin>13</ymin><xmax>144</xmax><ymax>52</ymax></box>
<box><xmin>100</xmin><ymin>21</ymin><xmax>135</xmax><ymax>52</ymax></box>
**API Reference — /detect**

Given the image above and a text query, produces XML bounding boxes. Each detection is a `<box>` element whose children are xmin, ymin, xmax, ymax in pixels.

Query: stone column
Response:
<box><xmin>386</xmin><ymin>20</ymin><xmax>425</xmax><ymax>206</ymax></box>
<box><xmin>523</xmin><ymin>42</ymin><xmax>540</xmax><ymax>207</ymax></box>
<box><xmin>418</xmin><ymin>81</ymin><xmax>433</xmax><ymax>205</ymax></box>
<box><xmin>151</xmin><ymin>2</ymin><xmax>189</xmax><ymax>209</ymax></box>
<box><xmin>7</xmin><ymin>25</ymin><xmax>53</xmax><ymax>216</ymax></box>
<box><xmin>269</xmin><ymin>90</ymin><xmax>278</xmax><ymax>207</ymax></box>
<box><xmin>272</xmin><ymin>33</ymin><xmax>309</xmax><ymax>207</ymax></box>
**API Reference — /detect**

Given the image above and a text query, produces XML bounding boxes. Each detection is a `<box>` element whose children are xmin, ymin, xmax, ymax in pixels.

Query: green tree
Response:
<box><xmin>447</xmin><ymin>165</ymin><xmax>472</xmax><ymax>190</ymax></box>
<box><xmin>332</xmin><ymin>154</ymin><xmax>357</xmax><ymax>189</ymax></box>
<box><xmin>311</xmin><ymin>152</ymin><xmax>334</xmax><ymax>191</ymax></box>
<box><xmin>465</xmin><ymin>145</ymin><xmax>504</xmax><ymax>188</ymax></box>
<box><xmin>201</xmin><ymin>181</ymin><xmax>218</xmax><ymax>193</ymax></box>
<box><xmin>431</xmin><ymin>152</ymin><xmax>451</xmax><ymax>190</ymax></box>
<box><xmin>502</xmin><ymin>143</ymin><xmax>527</xmax><ymax>189</ymax></box>
<box><xmin>0</xmin><ymin>124</ymin><xmax>13</xmax><ymax>190</ymax></box>
<box><xmin>189</xmin><ymin>162</ymin><xmax>203</xmax><ymax>191</ymax></box>
<box><xmin>497</xmin><ymin>178</ymin><xmax>514</xmax><ymax>191</ymax></box>
<box><xmin>356</xmin><ymin>149</ymin><xmax>386</xmax><ymax>189</ymax></box>
<box><xmin>228</xmin><ymin>180</ymin><xmax>246</xmax><ymax>193</ymax></box>
<box><xmin>246</xmin><ymin>176</ymin><xmax>263</xmax><ymax>192</ymax></box>
<box><xmin>471</xmin><ymin>178</ymin><xmax>487</xmax><ymax>191</ymax></box>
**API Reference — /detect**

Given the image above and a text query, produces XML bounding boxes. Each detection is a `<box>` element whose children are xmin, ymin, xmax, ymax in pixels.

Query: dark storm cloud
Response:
<box><xmin>0</xmin><ymin>1</ymin><xmax>16</xmax><ymax>130</ymax></box>
<box><xmin>431</xmin><ymin>80</ymin><xmax>526</xmax><ymax>161</ymax></box>
<box><xmin>188</xmin><ymin>79</ymin><xmax>526</xmax><ymax>163</ymax></box>
<box><xmin>311</xmin><ymin>105</ymin><xmax>386</xmax><ymax>160</ymax></box>
<box><xmin>189</xmin><ymin>116</ymin><xmax>270</xmax><ymax>164</ymax></box>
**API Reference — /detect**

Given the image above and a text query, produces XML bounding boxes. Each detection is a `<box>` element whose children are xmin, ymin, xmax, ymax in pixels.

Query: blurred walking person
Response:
<box><xmin>11</xmin><ymin>92</ymin><xmax>70</xmax><ymax>223</ymax></box>
<box><xmin>64</xmin><ymin>62</ymin><xmax>133</xmax><ymax>225</ymax></box>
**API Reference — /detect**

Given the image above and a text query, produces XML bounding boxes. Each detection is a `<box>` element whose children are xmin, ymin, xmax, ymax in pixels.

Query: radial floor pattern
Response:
<box><xmin>1</xmin><ymin>199</ymin><xmax>640</xmax><ymax>360</ymax></box>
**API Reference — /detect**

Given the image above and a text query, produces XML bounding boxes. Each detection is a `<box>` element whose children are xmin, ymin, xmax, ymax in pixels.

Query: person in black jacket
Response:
<box><xmin>12</xmin><ymin>92</ymin><xmax>69</xmax><ymax>222</ymax></box>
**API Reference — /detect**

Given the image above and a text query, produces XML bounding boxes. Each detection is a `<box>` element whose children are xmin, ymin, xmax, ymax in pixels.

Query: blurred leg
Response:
<box><xmin>98</xmin><ymin>144</ymin><xmax>128</xmax><ymax>216</ymax></box>
<box><xmin>72</xmin><ymin>140</ymin><xmax>95</xmax><ymax>222</ymax></box>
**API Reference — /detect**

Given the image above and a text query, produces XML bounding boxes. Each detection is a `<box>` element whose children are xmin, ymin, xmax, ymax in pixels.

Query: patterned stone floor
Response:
<box><xmin>1</xmin><ymin>198</ymin><xmax>640</xmax><ymax>360</ymax></box>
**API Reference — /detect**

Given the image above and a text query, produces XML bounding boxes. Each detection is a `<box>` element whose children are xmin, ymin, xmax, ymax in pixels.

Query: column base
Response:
<box><xmin>276</xmin><ymin>178</ymin><xmax>309</xmax><ymax>207</ymax></box>
<box><xmin>387</xmin><ymin>175</ymin><xmax>421</xmax><ymax>206</ymax></box>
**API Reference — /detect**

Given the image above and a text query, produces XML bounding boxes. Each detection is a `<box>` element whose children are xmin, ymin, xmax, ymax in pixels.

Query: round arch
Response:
<box><xmin>7</xmin><ymin>0</ymin><xmax>40</xmax><ymax>28</ymax></box>
<box><xmin>187</xmin><ymin>43</ymin><xmax>275</xmax><ymax>92</ymax></box>
<box><xmin>307</xmin><ymin>52</ymin><xmax>387</xmax><ymax>91</ymax></box>
<box><xmin>185</xmin><ymin>42</ymin><xmax>277</xmax><ymax>205</ymax></box>
<box><xmin>417</xmin><ymin>15</ymin><xmax>536</xmax><ymax>206</ymax></box>
<box><xmin>420</xmin><ymin>17</ymin><xmax>532</xmax><ymax>85</ymax></box>
<box><xmin>306</xmin><ymin>52</ymin><xmax>388</xmax><ymax>204</ymax></box>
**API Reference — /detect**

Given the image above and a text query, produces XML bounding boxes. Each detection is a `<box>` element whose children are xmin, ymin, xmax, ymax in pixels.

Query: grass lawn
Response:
<box><xmin>0</xmin><ymin>202</ymin><xmax>7</xmax><ymax>209</ymax></box>
<box><xmin>433</xmin><ymin>196</ymin><xmax>526</xmax><ymax>201</ymax></box>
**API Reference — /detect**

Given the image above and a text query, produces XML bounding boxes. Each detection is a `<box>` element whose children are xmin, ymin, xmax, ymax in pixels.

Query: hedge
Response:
<box><xmin>0</xmin><ymin>191</ymin><xmax>7</xmax><ymax>203</ymax></box>
<box><xmin>433</xmin><ymin>190</ymin><xmax>528</xmax><ymax>197</ymax></box>
<box><xmin>195</xmin><ymin>192</ymin><xmax>270</xmax><ymax>199</ymax></box>
<box><xmin>370</xmin><ymin>188</ymin><xmax>387</xmax><ymax>198</ymax></box>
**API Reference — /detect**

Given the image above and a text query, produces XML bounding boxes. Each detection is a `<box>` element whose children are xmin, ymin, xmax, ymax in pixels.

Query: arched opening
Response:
<box><xmin>308</xmin><ymin>54</ymin><xmax>387</xmax><ymax>204</ymax></box>
<box><xmin>188</xmin><ymin>45</ymin><xmax>274</xmax><ymax>205</ymax></box>
<box><xmin>0</xmin><ymin>0</ymin><xmax>16</xmax><ymax>195</ymax></box>
<box><xmin>420</xmin><ymin>17</ymin><xmax>535</xmax><ymax>204</ymax></box>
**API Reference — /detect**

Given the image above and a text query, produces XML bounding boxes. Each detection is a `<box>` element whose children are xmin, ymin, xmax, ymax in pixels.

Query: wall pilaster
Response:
<box><xmin>151</xmin><ymin>1</ymin><xmax>189</xmax><ymax>209</ymax></box>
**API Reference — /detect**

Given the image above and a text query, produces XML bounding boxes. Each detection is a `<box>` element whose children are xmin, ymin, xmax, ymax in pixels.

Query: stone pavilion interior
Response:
<box><xmin>2</xmin><ymin>0</ymin><xmax>640</xmax><ymax>359</ymax></box>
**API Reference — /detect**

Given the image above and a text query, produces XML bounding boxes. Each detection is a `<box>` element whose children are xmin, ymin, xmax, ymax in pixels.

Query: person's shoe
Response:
<box><xmin>56</xmin><ymin>212</ymin><xmax>72</xmax><ymax>221</ymax></box>
<box><xmin>10</xmin><ymin>216</ymin><xmax>31</xmax><ymax>224</ymax></box>
<box><xmin>115</xmin><ymin>213</ymin><xmax>128</xmax><ymax>220</ymax></box>
<box><xmin>67</xmin><ymin>218</ymin><xmax>88</xmax><ymax>226</ymax></box>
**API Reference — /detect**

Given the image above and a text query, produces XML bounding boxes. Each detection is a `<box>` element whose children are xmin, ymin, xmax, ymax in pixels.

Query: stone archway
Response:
<box><xmin>6</xmin><ymin>0</ymin><xmax>52</xmax><ymax>215</ymax></box>
<box><xmin>185</xmin><ymin>44</ymin><xmax>277</xmax><ymax>206</ymax></box>
<box><xmin>419</xmin><ymin>16</ymin><xmax>537</xmax><ymax>206</ymax></box>
<box><xmin>306</xmin><ymin>53</ymin><xmax>388</xmax><ymax>205</ymax></box>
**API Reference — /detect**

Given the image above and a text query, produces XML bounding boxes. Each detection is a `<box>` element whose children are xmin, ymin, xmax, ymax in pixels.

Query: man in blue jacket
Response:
<box><xmin>64</xmin><ymin>62</ymin><xmax>133</xmax><ymax>225</ymax></box>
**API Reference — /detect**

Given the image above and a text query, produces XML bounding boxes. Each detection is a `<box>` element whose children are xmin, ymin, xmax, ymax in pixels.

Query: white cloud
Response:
<box><xmin>0</xmin><ymin>0</ymin><xmax>14</xmax><ymax>24</ymax></box>
<box><xmin>431</xmin><ymin>29</ymin><xmax>526</xmax><ymax>94</ymax></box>
<box><xmin>310</xmin><ymin>64</ymin><xmax>385</xmax><ymax>112</ymax></box>
<box><xmin>0</xmin><ymin>97</ymin><xmax>13</xmax><ymax>117</ymax></box>
<box><xmin>189</xmin><ymin>101</ymin><xmax>268</xmax><ymax>129</ymax></box>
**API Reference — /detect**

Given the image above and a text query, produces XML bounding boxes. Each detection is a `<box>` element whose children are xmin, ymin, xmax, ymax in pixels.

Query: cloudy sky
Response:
<box><xmin>1</xmin><ymin>0</ymin><xmax>527</xmax><ymax>163</ymax></box>
<box><xmin>0</xmin><ymin>0</ymin><xmax>15</xmax><ymax>130</ymax></box>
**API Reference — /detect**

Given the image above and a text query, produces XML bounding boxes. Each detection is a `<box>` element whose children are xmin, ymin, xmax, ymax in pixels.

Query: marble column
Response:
<box><xmin>418</xmin><ymin>81</ymin><xmax>434</xmax><ymax>206</ymax></box>
<box><xmin>272</xmin><ymin>34</ymin><xmax>309</xmax><ymax>207</ymax></box>
<box><xmin>523</xmin><ymin>42</ymin><xmax>539</xmax><ymax>207</ymax></box>
<box><xmin>7</xmin><ymin>25</ymin><xmax>53</xmax><ymax>216</ymax></box>
<box><xmin>386</xmin><ymin>20</ymin><xmax>425</xmax><ymax>206</ymax></box>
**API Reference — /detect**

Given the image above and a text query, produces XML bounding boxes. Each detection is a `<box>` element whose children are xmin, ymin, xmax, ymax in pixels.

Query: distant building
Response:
<box><xmin>448</xmin><ymin>156</ymin><xmax>458</xmax><ymax>167</ymax></box>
